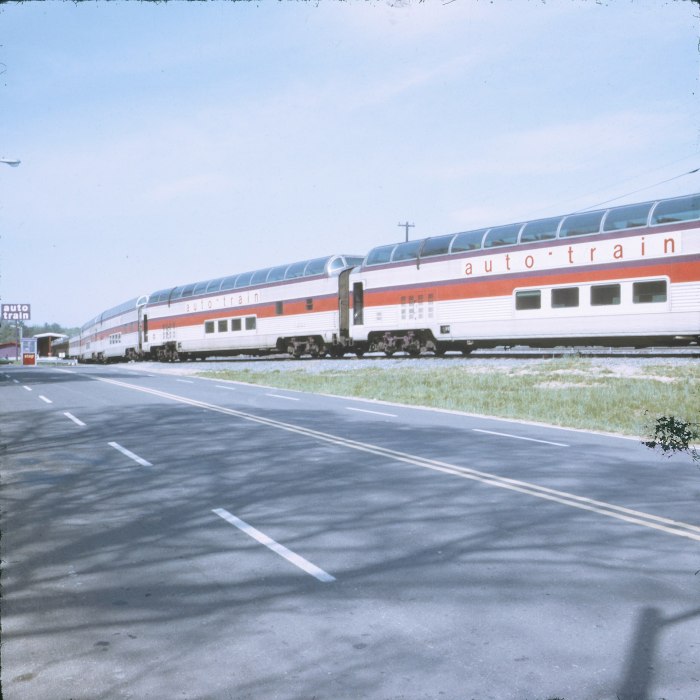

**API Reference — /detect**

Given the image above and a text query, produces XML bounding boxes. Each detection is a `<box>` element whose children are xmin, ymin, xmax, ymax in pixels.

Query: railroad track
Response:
<box><xmin>167</xmin><ymin>348</ymin><xmax>700</xmax><ymax>364</ymax></box>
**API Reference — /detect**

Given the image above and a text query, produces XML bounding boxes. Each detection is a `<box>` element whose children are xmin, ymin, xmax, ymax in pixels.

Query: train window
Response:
<box><xmin>168</xmin><ymin>288</ymin><xmax>182</xmax><ymax>305</ymax></box>
<box><xmin>633</xmin><ymin>280</ymin><xmax>667</xmax><ymax>303</ymax></box>
<box><xmin>235</xmin><ymin>272</ymin><xmax>253</xmax><ymax>288</ymax></box>
<box><xmin>108</xmin><ymin>299</ymin><xmax>134</xmax><ymax>317</ymax></box>
<box><xmin>305</xmin><ymin>257</ymin><xmax>329</xmax><ymax>276</ymax></box>
<box><xmin>250</xmin><ymin>268</ymin><xmax>272</xmax><ymax>286</ymax></box>
<box><xmin>391</xmin><ymin>240</ymin><xmax>422</xmax><ymax>262</ymax></box>
<box><xmin>559</xmin><ymin>211</ymin><xmax>604</xmax><ymax>238</ymax></box>
<box><xmin>231</xmin><ymin>318</ymin><xmax>242</xmax><ymax>331</ymax></box>
<box><xmin>421</xmin><ymin>234</ymin><xmax>454</xmax><ymax>258</ymax></box>
<box><xmin>285</xmin><ymin>261</ymin><xmax>307</xmax><ymax>279</ymax></box>
<box><xmin>603</xmin><ymin>202</ymin><xmax>653</xmax><ymax>231</ymax></box>
<box><xmin>329</xmin><ymin>257</ymin><xmax>345</xmax><ymax>272</ymax></box>
<box><xmin>218</xmin><ymin>320</ymin><xmax>228</xmax><ymax>333</ymax></box>
<box><xmin>451</xmin><ymin>229</ymin><xmax>487</xmax><ymax>253</ymax></box>
<box><xmin>245</xmin><ymin>317</ymin><xmax>256</xmax><ymax>330</ymax></box>
<box><xmin>276</xmin><ymin>301</ymin><xmax>284</xmax><ymax>315</ymax></box>
<box><xmin>193</xmin><ymin>282</ymin><xmax>208</xmax><ymax>296</ymax></box>
<box><xmin>220</xmin><ymin>275</ymin><xmax>238</xmax><ymax>291</ymax></box>
<box><xmin>515</xmin><ymin>290</ymin><xmax>541</xmax><ymax>310</ymax></box>
<box><xmin>267</xmin><ymin>265</ymin><xmax>288</xmax><ymax>282</ymax></box>
<box><xmin>651</xmin><ymin>194</ymin><xmax>700</xmax><ymax>225</ymax></box>
<box><xmin>519</xmin><ymin>217</ymin><xmax>561</xmax><ymax>243</ymax></box>
<box><xmin>306</xmin><ymin>298</ymin><xmax>314</xmax><ymax>311</ymax></box>
<box><xmin>552</xmin><ymin>287</ymin><xmax>579</xmax><ymax>308</ymax></box>
<box><xmin>204</xmin><ymin>321</ymin><xmax>215</xmax><ymax>334</ymax></box>
<box><xmin>365</xmin><ymin>245</ymin><xmax>396</xmax><ymax>266</ymax></box>
<box><xmin>206</xmin><ymin>278</ymin><xmax>225</xmax><ymax>293</ymax></box>
<box><xmin>483</xmin><ymin>224</ymin><xmax>523</xmax><ymax>248</ymax></box>
<box><xmin>353</xmin><ymin>283</ymin><xmax>364</xmax><ymax>325</ymax></box>
<box><xmin>591</xmin><ymin>283</ymin><xmax>621</xmax><ymax>306</ymax></box>
<box><xmin>180</xmin><ymin>284</ymin><xmax>196</xmax><ymax>298</ymax></box>
<box><xmin>344</xmin><ymin>256</ymin><xmax>365</xmax><ymax>268</ymax></box>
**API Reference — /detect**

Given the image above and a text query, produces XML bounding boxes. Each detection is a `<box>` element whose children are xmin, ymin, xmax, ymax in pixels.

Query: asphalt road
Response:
<box><xmin>2</xmin><ymin>364</ymin><xmax>699</xmax><ymax>700</ymax></box>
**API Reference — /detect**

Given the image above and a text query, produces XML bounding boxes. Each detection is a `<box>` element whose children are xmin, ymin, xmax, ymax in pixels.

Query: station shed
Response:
<box><xmin>34</xmin><ymin>333</ymin><xmax>67</xmax><ymax>358</ymax></box>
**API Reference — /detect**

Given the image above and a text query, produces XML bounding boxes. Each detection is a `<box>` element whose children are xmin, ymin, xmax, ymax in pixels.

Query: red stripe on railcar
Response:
<box><xmin>361</xmin><ymin>257</ymin><xmax>700</xmax><ymax>308</ymax></box>
<box><xmin>147</xmin><ymin>294</ymin><xmax>338</xmax><ymax>332</ymax></box>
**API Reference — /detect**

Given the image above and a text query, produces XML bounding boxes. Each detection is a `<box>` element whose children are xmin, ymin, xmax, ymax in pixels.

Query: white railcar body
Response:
<box><xmin>72</xmin><ymin>297</ymin><xmax>143</xmax><ymax>363</ymax></box>
<box><xmin>69</xmin><ymin>193</ymin><xmax>699</xmax><ymax>362</ymax></box>
<box><xmin>348</xmin><ymin>193</ymin><xmax>700</xmax><ymax>354</ymax></box>
<box><xmin>86</xmin><ymin>255</ymin><xmax>364</xmax><ymax>362</ymax></box>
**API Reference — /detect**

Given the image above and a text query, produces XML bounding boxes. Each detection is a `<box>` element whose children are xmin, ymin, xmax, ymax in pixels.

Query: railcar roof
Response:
<box><xmin>148</xmin><ymin>254</ymin><xmax>364</xmax><ymax>305</ymax></box>
<box><xmin>81</xmin><ymin>296</ymin><xmax>140</xmax><ymax>331</ymax></box>
<box><xmin>362</xmin><ymin>191</ymin><xmax>700</xmax><ymax>267</ymax></box>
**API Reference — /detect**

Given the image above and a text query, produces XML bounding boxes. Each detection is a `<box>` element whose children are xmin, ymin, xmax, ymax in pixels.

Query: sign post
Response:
<box><xmin>2</xmin><ymin>304</ymin><xmax>32</xmax><ymax>363</ymax></box>
<box><xmin>1</xmin><ymin>303</ymin><xmax>31</xmax><ymax>322</ymax></box>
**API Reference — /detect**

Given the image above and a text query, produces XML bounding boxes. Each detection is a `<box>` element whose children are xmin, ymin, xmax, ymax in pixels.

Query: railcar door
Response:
<box><xmin>139</xmin><ymin>312</ymin><xmax>148</xmax><ymax>350</ymax></box>
<box><xmin>338</xmin><ymin>269</ymin><xmax>352</xmax><ymax>339</ymax></box>
<box><xmin>136</xmin><ymin>296</ymin><xmax>149</xmax><ymax>352</ymax></box>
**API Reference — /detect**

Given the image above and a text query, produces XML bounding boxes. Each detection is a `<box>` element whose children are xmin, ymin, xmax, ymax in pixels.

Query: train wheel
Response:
<box><xmin>309</xmin><ymin>343</ymin><xmax>324</xmax><ymax>358</ymax></box>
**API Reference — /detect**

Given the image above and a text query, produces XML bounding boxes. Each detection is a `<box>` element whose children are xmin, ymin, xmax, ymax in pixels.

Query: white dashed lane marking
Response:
<box><xmin>108</xmin><ymin>442</ymin><xmax>153</xmax><ymax>467</ymax></box>
<box><xmin>213</xmin><ymin>508</ymin><xmax>335</xmax><ymax>583</ymax></box>
<box><xmin>64</xmin><ymin>412</ymin><xmax>86</xmax><ymax>427</ymax></box>
<box><xmin>346</xmin><ymin>406</ymin><xmax>397</xmax><ymax>418</ymax></box>
<box><xmin>472</xmin><ymin>428</ymin><xmax>569</xmax><ymax>447</ymax></box>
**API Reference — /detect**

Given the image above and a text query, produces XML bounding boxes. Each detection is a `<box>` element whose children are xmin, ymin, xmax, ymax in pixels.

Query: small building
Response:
<box><xmin>0</xmin><ymin>342</ymin><xmax>17</xmax><ymax>360</ymax></box>
<box><xmin>33</xmin><ymin>333</ymin><xmax>68</xmax><ymax>358</ymax></box>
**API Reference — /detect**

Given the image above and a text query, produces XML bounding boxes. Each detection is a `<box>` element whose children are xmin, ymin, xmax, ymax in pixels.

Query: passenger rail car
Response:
<box><xmin>72</xmin><ymin>255</ymin><xmax>364</xmax><ymax>362</ymax></box>
<box><xmin>72</xmin><ymin>297</ymin><xmax>143</xmax><ymax>363</ymax></box>
<box><xmin>348</xmin><ymin>192</ymin><xmax>700</xmax><ymax>354</ymax></box>
<box><xmin>142</xmin><ymin>254</ymin><xmax>364</xmax><ymax>360</ymax></box>
<box><xmin>70</xmin><ymin>192</ymin><xmax>699</xmax><ymax>362</ymax></box>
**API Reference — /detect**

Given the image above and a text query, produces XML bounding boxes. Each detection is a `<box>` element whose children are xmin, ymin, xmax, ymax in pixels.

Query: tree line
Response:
<box><xmin>0</xmin><ymin>322</ymin><xmax>80</xmax><ymax>345</ymax></box>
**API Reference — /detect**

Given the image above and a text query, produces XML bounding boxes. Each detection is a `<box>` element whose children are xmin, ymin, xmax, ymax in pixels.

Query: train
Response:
<box><xmin>68</xmin><ymin>191</ymin><xmax>700</xmax><ymax>362</ymax></box>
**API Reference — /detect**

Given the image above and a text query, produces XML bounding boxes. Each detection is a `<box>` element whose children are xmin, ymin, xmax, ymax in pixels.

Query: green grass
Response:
<box><xmin>198</xmin><ymin>359</ymin><xmax>699</xmax><ymax>436</ymax></box>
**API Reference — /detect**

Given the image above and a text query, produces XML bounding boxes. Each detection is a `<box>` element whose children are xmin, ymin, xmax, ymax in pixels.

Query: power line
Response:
<box><xmin>524</xmin><ymin>151</ymin><xmax>700</xmax><ymax>220</ymax></box>
<box><xmin>572</xmin><ymin>167</ymin><xmax>700</xmax><ymax>213</ymax></box>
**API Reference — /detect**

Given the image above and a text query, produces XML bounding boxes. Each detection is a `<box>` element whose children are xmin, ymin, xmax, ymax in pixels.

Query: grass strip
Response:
<box><xmin>198</xmin><ymin>359</ymin><xmax>699</xmax><ymax>436</ymax></box>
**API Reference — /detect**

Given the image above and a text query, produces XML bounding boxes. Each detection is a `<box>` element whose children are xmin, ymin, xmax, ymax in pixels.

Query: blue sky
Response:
<box><xmin>1</xmin><ymin>0</ymin><xmax>699</xmax><ymax>327</ymax></box>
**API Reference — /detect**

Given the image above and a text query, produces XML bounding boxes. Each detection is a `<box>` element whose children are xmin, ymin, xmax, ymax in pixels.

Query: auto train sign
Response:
<box><xmin>1</xmin><ymin>304</ymin><xmax>31</xmax><ymax>321</ymax></box>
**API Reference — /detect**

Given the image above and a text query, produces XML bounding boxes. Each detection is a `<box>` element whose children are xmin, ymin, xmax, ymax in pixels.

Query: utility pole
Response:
<box><xmin>398</xmin><ymin>221</ymin><xmax>414</xmax><ymax>242</ymax></box>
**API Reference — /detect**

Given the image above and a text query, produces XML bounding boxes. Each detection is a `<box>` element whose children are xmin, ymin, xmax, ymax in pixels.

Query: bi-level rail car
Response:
<box><xmin>72</xmin><ymin>254</ymin><xmax>364</xmax><ymax>362</ymax></box>
<box><xmin>72</xmin><ymin>297</ymin><xmax>144</xmax><ymax>363</ymax></box>
<box><xmin>142</xmin><ymin>254</ymin><xmax>364</xmax><ymax>360</ymax></box>
<box><xmin>346</xmin><ymin>192</ymin><xmax>700</xmax><ymax>355</ymax></box>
